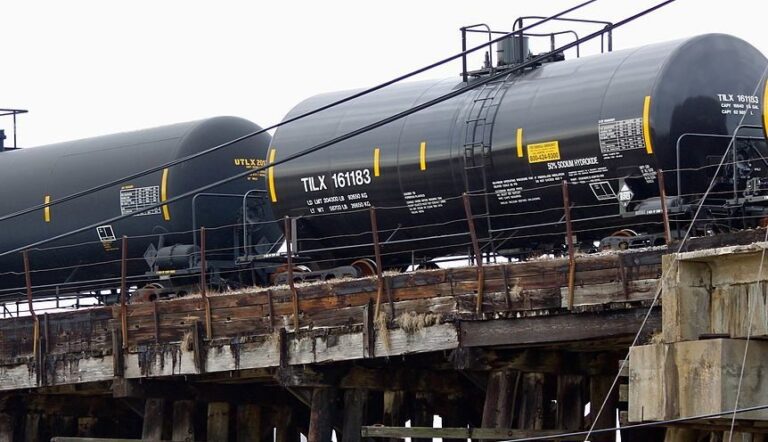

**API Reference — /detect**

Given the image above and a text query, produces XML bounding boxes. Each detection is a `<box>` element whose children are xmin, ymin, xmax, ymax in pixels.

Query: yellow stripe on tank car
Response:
<box><xmin>161</xmin><ymin>168</ymin><xmax>171</xmax><ymax>221</ymax></box>
<box><xmin>44</xmin><ymin>195</ymin><xmax>51</xmax><ymax>223</ymax></box>
<box><xmin>268</xmin><ymin>148</ymin><xmax>278</xmax><ymax>203</ymax></box>
<box><xmin>419</xmin><ymin>141</ymin><xmax>427</xmax><ymax>171</ymax></box>
<box><xmin>373</xmin><ymin>147</ymin><xmax>381</xmax><ymax>177</ymax></box>
<box><xmin>643</xmin><ymin>95</ymin><xmax>654</xmax><ymax>155</ymax></box>
<box><xmin>763</xmin><ymin>78</ymin><xmax>768</xmax><ymax>141</ymax></box>
<box><xmin>516</xmin><ymin>128</ymin><xmax>524</xmax><ymax>158</ymax></box>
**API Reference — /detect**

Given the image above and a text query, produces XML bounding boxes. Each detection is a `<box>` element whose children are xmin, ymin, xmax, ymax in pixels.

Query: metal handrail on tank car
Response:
<box><xmin>0</xmin><ymin>108</ymin><xmax>28</xmax><ymax>150</ymax></box>
<box><xmin>461</xmin><ymin>25</ymin><xmax>584</xmax><ymax>82</ymax></box>
<box><xmin>8</xmin><ymin>182</ymin><xmax>768</xmax><ymax>317</ymax></box>
<box><xmin>675</xmin><ymin>124</ymin><xmax>766</xmax><ymax>204</ymax></box>
<box><xmin>465</xmin><ymin>26</ymin><xmax>582</xmax><ymax>56</ymax></box>
<box><xmin>170</xmin><ymin>175</ymin><xmax>732</xmax><ymax>272</ymax></box>
<box><xmin>192</xmin><ymin>192</ymin><xmax>257</xmax><ymax>248</ymax></box>
<box><xmin>513</xmin><ymin>16</ymin><xmax>613</xmax><ymax>53</ymax></box>
<box><xmin>1</xmin><ymin>166</ymin><xmax>751</xmax><ymax>302</ymax></box>
<box><xmin>460</xmin><ymin>24</ymin><xmax>495</xmax><ymax>72</ymax></box>
<box><xmin>240</xmin><ymin>189</ymin><xmax>282</xmax><ymax>257</ymax></box>
<box><xmin>460</xmin><ymin>14</ymin><xmax>614</xmax><ymax>82</ymax></box>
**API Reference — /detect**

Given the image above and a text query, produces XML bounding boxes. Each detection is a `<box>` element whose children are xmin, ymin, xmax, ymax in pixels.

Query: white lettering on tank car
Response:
<box><xmin>120</xmin><ymin>185</ymin><xmax>161</xmax><ymax>216</ymax></box>
<box><xmin>598</xmin><ymin>118</ymin><xmax>645</xmax><ymax>159</ymax></box>
<box><xmin>546</xmin><ymin>156</ymin><xmax>599</xmax><ymax>170</ymax></box>
<box><xmin>300</xmin><ymin>169</ymin><xmax>372</xmax><ymax>193</ymax></box>
<box><xmin>717</xmin><ymin>93</ymin><xmax>759</xmax><ymax>116</ymax></box>
<box><xmin>403</xmin><ymin>191</ymin><xmax>446</xmax><ymax>214</ymax></box>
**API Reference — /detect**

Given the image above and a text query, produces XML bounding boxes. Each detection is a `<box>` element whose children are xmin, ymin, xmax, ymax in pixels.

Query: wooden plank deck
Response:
<box><xmin>0</xmin><ymin>247</ymin><xmax>666</xmax><ymax>391</ymax></box>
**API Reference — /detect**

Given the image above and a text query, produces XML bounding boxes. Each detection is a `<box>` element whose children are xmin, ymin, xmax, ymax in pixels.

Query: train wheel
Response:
<box><xmin>271</xmin><ymin>265</ymin><xmax>311</xmax><ymax>285</ymax></box>
<box><xmin>131</xmin><ymin>282</ymin><xmax>165</xmax><ymax>303</ymax></box>
<box><xmin>610</xmin><ymin>229</ymin><xmax>638</xmax><ymax>238</ymax></box>
<box><xmin>351</xmin><ymin>259</ymin><xmax>377</xmax><ymax>277</ymax></box>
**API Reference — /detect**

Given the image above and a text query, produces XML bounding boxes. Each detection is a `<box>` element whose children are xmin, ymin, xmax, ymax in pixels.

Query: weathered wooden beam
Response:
<box><xmin>14</xmin><ymin>393</ymin><xmax>135</xmax><ymax>420</ymax></box>
<box><xmin>411</xmin><ymin>392</ymin><xmax>433</xmax><ymax>442</ymax></box>
<box><xmin>24</xmin><ymin>413</ymin><xmax>43</xmax><ymax>442</ymax></box>
<box><xmin>382</xmin><ymin>391</ymin><xmax>406</xmax><ymax>442</ymax></box>
<box><xmin>440</xmin><ymin>395</ymin><xmax>470</xmax><ymax>442</ymax></box>
<box><xmin>308</xmin><ymin>387</ymin><xmax>338</xmax><ymax>442</ymax></box>
<box><xmin>670</xmin><ymin>227</ymin><xmax>768</xmax><ymax>252</ymax></box>
<box><xmin>562</xmin><ymin>180</ymin><xmax>576</xmax><ymax>310</ymax></box>
<box><xmin>267</xmin><ymin>289</ymin><xmax>276</xmax><ymax>331</ymax></box>
<box><xmin>112</xmin><ymin>322</ymin><xmax>124</xmax><ymax>378</ymax></box>
<box><xmin>172</xmin><ymin>400</ymin><xmax>195</xmax><ymax>442</ymax></box>
<box><xmin>341</xmin><ymin>389</ymin><xmax>367</xmax><ymax>442</ymax></box>
<box><xmin>481</xmin><ymin>370</ymin><xmax>518</xmax><ymax>428</ymax></box>
<box><xmin>656</xmin><ymin>170</ymin><xmax>672</xmax><ymax>245</ymax></box>
<box><xmin>112</xmin><ymin>378</ymin><xmax>148</xmax><ymax>399</ymax></box>
<box><xmin>273</xmin><ymin>405</ymin><xmax>298</xmax><ymax>442</ymax></box>
<box><xmin>661</xmin><ymin>427</ymin><xmax>701</xmax><ymax>442</ymax></box>
<box><xmin>120</xmin><ymin>235</ymin><xmax>129</xmax><ymax>350</ymax></box>
<box><xmin>77</xmin><ymin>417</ymin><xmax>99</xmax><ymax>437</ymax></box>
<box><xmin>207</xmin><ymin>402</ymin><xmax>231</xmax><ymax>442</ymax></box>
<box><xmin>200</xmin><ymin>226</ymin><xmax>213</xmax><ymax>340</ymax></box>
<box><xmin>284</xmin><ymin>216</ymin><xmax>300</xmax><ymax>332</ymax></box>
<box><xmin>152</xmin><ymin>301</ymin><xmax>161</xmax><ymax>345</ymax></box>
<box><xmin>141</xmin><ymin>398</ymin><xmax>166</xmax><ymax>441</ymax></box>
<box><xmin>49</xmin><ymin>416</ymin><xmax>77</xmax><ymax>438</ymax></box>
<box><xmin>363</xmin><ymin>300</ymin><xmax>375</xmax><ymax>359</ymax></box>
<box><xmin>462</xmin><ymin>193</ymin><xmax>485</xmax><ymax>315</ymax></box>
<box><xmin>52</xmin><ymin>439</ymin><xmax>146</xmax><ymax>442</ymax></box>
<box><xmin>370</xmin><ymin>207</ymin><xmax>385</xmax><ymax>319</ymax></box>
<box><xmin>237</xmin><ymin>404</ymin><xmax>262</xmax><ymax>442</ymax></box>
<box><xmin>556</xmin><ymin>375</ymin><xmax>585</xmax><ymax>431</ymax></box>
<box><xmin>0</xmin><ymin>413</ymin><xmax>14</xmax><ymax>442</ymax></box>
<box><xmin>517</xmin><ymin>373</ymin><xmax>544</xmax><ymax>430</ymax></box>
<box><xmin>340</xmin><ymin>367</ymin><xmax>463</xmax><ymax>394</ymax></box>
<box><xmin>589</xmin><ymin>375</ymin><xmax>618</xmax><ymax>442</ymax></box>
<box><xmin>360</xmin><ymin>426</ymin><xmax>585</xmax><ymax>440</ymax></box>
<box><xmin>191</xmin><ymin>320</ymin><xmax>204</xmax><ymax>374</ymax></box>
<box><xmin>277</xmin><ymin>365</ymin><xmax>331</xmax><ymax>388</ymax></box>
<box><xmin>460</xmin><ymin>309</ymin><xmax>661</xmax><ymax>347</ymax></box>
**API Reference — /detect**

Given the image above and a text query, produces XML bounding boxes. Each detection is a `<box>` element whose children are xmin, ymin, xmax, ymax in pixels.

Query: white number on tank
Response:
<box><xmin>331</xmin><ymin>169</ymin><xmax>371</xmax><ymax>188</ymax></box>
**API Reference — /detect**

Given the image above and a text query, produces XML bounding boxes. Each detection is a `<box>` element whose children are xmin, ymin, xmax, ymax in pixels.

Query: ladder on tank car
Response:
<box><xmin>462</xmin><ymin>77</ymin><xmax>511</xmax><ymax>260</ymax></box>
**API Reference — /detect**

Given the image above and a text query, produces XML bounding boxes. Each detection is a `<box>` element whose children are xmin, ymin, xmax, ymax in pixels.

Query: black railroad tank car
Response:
<box><xmin>268</xmin><ymin>34</ymin><xmax>768</xmax><ymax>263</ymax></box>
<box><xmin>0</xmin><ymin>116</ymin><xmax>281</xmax><ymax>297</ymax></box>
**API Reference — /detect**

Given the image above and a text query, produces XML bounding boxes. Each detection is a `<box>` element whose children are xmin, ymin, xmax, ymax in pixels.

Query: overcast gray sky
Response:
<box><xmin>2</xmin><ymin>0</ymin><xmax>766</xmax><ymax>147</ymax></box>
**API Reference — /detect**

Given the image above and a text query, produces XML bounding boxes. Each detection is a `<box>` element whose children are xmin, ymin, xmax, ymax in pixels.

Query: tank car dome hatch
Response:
<box><xmin>267</xmin><ymin>33</ymin><xmax>768</xmax><ymax>264</ymax></box>
<box><xmin>0</xmin><ymin>116</ymin><xmax>282</xmax><ymax>297</ymax></box>
<box><xmin>497</xmin><ymin>36</ymin><xmax>531</xmax><ymax>67</ymax></box>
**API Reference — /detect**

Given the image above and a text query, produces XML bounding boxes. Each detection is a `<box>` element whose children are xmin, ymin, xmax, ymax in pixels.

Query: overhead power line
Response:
<box><xmin>0</xmin><ymin>0</ymin><xmax>676</xmax><ymax>258</ymax></box>
<box><xmin>499</xmin><ymin>402</ymin><xmax>768</xmax><ymax>442</ymax></box>
<box><xmin>0</xmin><ymin>0</ymin><xmax>598</xmax><ymax>224</ymax></box>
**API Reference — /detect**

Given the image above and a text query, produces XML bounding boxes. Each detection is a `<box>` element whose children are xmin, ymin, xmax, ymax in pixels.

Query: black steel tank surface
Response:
<box><xmin>763</xmin><ymin>77</ymin><xmax>768</xmax><ymax>140</ymax></box>
<box><xmin>268</xmin><ymin>34</ymin><xmax>768</xmax><ymax>263</ymax></box>
<box><xmin>0</xmin><ymin>117</ymin><xmax>281</xmax><ymax>297</ymax></box>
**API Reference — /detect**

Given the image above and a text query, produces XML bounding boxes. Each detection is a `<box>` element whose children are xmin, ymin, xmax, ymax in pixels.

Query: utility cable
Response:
<box><xmin>584</xmin><ymin>63</ymin><xmax>768</xmax><ymax>441</ymax></box>
<box><xmin>727</xmin><ymin>228</ymin><xmax>768</xmax><ymax>441</ymax></box>
<box><xmin>728</xmin><ymin>70</ymin><xmax>768</xmax><ymax>441</ymax></box>
<box><xmin>499</xmin><ymin>402</ymin><xmax>768</xmax><ymax>442</ymax></box>
<box><xmin>0</xmin><ymin>0</ymin><xmax>677</xmax><ymax>259</ymax></box>
<box><xmin>0</xmin><ymin>0</ymin><xmax>598</xmax><ymax>224</ymax></box>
